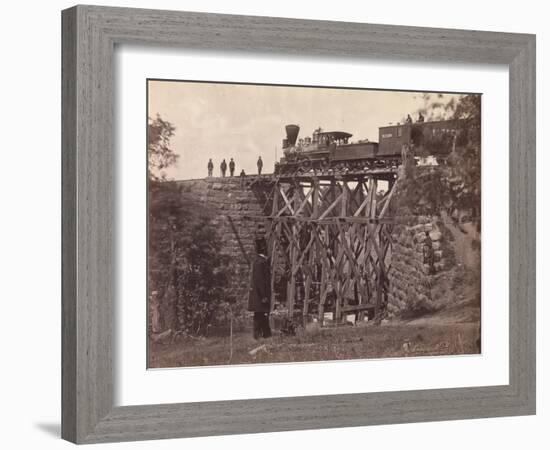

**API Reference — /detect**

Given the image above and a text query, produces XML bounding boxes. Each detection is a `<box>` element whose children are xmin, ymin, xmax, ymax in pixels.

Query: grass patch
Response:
<box><xmin>149</xmin><ymin>321</ymin><xmax>480</xmax><ymax>368</ymax></box>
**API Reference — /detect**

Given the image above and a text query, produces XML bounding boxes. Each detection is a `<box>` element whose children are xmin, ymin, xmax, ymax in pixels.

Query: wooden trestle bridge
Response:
<box><xmin>249</xmin><ymin>168</ymin><xmax>399</xmax><ymax>324</ymax></box>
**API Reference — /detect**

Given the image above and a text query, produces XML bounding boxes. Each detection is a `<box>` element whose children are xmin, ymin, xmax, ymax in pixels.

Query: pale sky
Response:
<box><xmin>148</xmin><ymin>80</ymin><xmax>459</xmax><ymax>180</ymax></box>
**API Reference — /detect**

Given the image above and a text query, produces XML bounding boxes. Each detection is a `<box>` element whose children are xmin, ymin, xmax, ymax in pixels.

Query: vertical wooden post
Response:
<box><xmin>363</xmin><ymin>178</ymin><xmax>373</xmax><ymax>252</ymax></box>
<box><xmin>335</xmin><ymin>279</ymin><xmax>342</xmax><ymax>323</ymax></box>
<box><xmin>318</xmin><ymin>257</ymin><xmax>327</xmax><ymax>323</ymax></box>
<box><xmin>287</xmin><ymin>188</ymin><xmax>299</xmax><ymax>319</ymax></box>
<box><xmin>271</xmin><ymin>184</ymin><xmax>279</xmax><ymax>217</ymax></box>
<box><xmin>288</xmin><ymin>235</ymin><xmax>297</xmax><ymax>317</ymax></box>
<box><xmin>312</xmin><ymin>180</ymin><xmax>319</xmax><ymax>218</ymax></box>
<box><xmin>370</xmin><ymin>179</ymin><xmax>380</xmax><ymax>319</ymax></box>
<box><xmin>340</xmin><ymin>183</ymin><xmax>349</xmax><ymax>320</ymax></box>
<box><xmin>303</xmin><ymin>250</ymin><xmax>314</xmax><ymax>326</ymax></box>
<box><xmin>269</xmin><ymin>222</ymin><xmax>279</xmax><ymax>311</ymax></box>
<box><xmin>304</xmin><ymin>180</ymin><xmax>319</xmax><ymax>326</ymax></box>
<box><xmin>370</xmin><ymin>179</ymin><xmax>378</xmax><ymax>219</ymax></box>
<box><xmin>340</xmin><ymin>181</ymin><xmax>348</xmax><ymax>217</ymax></box>
<box><xmin>375</xmin><ymin>264</ymin><xmax>383</xmax><ymax>319</ymax></box>
<box><xmin>319</xmin><ymin>224</ymin><xmax>330</xmax><ymax>323</ymax></box>
<box><xmin>330</xmin><ymin>179</ymin><xmax>336</xmax><ymax>218</ymax></box>
<box><xmin>365</xmin><ymin>178</ymin><xmax>373</xmax><ymax>217</ymax></box>
<box><xmin>269</xmin><ymin>186</ymin><xmax>280</xmax><ymax>309</ymax></box>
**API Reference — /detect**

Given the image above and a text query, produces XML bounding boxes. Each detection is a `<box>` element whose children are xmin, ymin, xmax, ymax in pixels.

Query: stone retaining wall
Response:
<box><xmin>175</xmin><ymin>177</ymin><xmax>268</xmax><ymax>308</ymax></box>
<box><xmin>386</xmin><ymin>216</ymin><xmax>449</xmax><ymax>318</ymax></box>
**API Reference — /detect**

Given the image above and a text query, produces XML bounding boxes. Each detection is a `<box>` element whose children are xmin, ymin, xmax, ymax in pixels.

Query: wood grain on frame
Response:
<box><xmin>61</xmin><ymin>5</ymin><xmax>535</xmax><ymax>444</ymax></box>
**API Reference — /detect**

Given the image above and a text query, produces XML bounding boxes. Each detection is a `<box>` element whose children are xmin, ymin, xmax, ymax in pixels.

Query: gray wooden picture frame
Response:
<box><xmin>61</xmin><ymin>5</ymin><xmax>536</xmax><ymax>444</ymax></box>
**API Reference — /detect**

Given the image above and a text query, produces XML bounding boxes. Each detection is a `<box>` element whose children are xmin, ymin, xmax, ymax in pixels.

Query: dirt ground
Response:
<box><xmin>149</xmin><ymin>315</ymin><xmax>480</xmax><ymax>368</ymax></box>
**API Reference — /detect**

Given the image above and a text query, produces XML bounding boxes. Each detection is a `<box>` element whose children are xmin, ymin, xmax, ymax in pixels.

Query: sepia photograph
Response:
<box><xmin>147</xmin><ymin>80</ymin><xmax>482</xmax><ymax>368</ymax></box>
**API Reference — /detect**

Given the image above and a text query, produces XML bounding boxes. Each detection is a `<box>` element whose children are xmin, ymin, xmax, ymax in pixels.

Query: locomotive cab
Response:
<box><xmin>313</xmin><ymin>129</ymin><xmax>352</xmax><ymax>149</ymax></box>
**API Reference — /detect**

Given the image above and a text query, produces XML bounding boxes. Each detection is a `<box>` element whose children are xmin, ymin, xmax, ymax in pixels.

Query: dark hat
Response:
<box><xmin>255</xmin><ymin>237</ymin><xmax>267</xmax><ymax>254</ymax></box>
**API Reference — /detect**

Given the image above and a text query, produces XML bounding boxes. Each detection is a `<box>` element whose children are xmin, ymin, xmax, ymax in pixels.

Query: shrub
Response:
<box><xmin>148</xmin><ymin>182</ymin><xmax>230</xmax><ymax>336</ymax></box>
<box><xmin>174</xmin><ymin>218</ymin><xmax>230</xmax><ymax>336</ymax></box>
<box><xmin>400</xmin><ymin>293</ymin><xmax>438</xmax><ymax>319</ymax></box>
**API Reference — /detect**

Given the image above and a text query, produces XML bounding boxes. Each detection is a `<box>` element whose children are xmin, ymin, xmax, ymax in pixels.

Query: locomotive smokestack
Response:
<box><xmin>285</xmin><ymin>124</ymin><xmax>300</xmax><ymax>146</ymax></box>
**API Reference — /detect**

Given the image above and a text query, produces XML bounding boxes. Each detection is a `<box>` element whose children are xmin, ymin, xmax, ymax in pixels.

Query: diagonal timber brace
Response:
<box><xmin>250</xmin><ymin>172</ymin><xmax>397</xmax><ymax>324</ymax></box>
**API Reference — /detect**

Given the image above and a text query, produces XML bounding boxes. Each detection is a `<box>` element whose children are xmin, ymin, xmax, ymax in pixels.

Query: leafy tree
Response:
<box><xmin>148</xmin><ymin>182</ymin><xmax>187</xmax><ymax>331</ymax></box>
<box><xmin>148</xmin><ymin>182</ymin><xmax>230</xmax><ymax>336</ymax></box>
<box><xmin>402</xmin><ymin>93</ymin><xmax>456</xmax><ymax>123</ymax></box>
<box><xmin>174</xmin><ymin>217</ymin><xmax>230</xmax><ymax>336</ymax></box>
<box><xmin>393</xmin><ymin>94</ymin><xmax>481</xmax><ymax>225</ymax></box>
<box><xmin>148</xmin><ymin>114</ymin><xmax>178</xmax><ymax>181</ymax></box>
<box><xmin>147</xmin><ymin>116</ymin><xmax>231</xmax><ymax>336</ymax></box>
<box><xmin>453</xmin><ymin>94</ymin><xmax>481</xmax><ymax>122</ymax></box>
<box><xmin>446</xmin><ymin>94</ymin><xmax>481</xmax><ymax>222</ymax></box>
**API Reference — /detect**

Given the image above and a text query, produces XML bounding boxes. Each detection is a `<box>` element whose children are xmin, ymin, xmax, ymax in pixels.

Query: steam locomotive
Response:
<box><xmin>274</xmin><ymin>119</ymin><xmax>464</xmax><ymax>176</ymax></box>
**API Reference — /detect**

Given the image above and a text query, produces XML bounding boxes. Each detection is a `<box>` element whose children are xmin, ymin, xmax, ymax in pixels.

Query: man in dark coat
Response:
<box><xmin>207</xmin><ymin>158</ymin><xmax>214</xmax><ymax>177</ymax></box>
<box><xmin>257</xmin><ymin>156</ymin><xmax>263</xmax><ymax>175</ymax></box>
<box><xmin>248</xmin><ymin>237</ymin><xmax>272</xmax><ymax>339</ymax></box>
<box><xmin>220</xmin><ymin>159</ymin><xmax>227</xmax><ymax>177</ymax></box>
<box><xmin>229</xmin><ymin>158</ymin><xmax>236</xmax><ymax>177</ymax></box>
<box><xmin>239</xmin><ymin>169</ymin><xmax>246</xmax><ymax>189</ymax></box>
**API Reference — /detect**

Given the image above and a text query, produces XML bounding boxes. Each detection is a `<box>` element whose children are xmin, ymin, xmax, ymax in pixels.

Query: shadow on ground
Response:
<box><xmin>35</xmin><ymin>422</ymin><xmax>60</xmax><ymax>438</ymax></box>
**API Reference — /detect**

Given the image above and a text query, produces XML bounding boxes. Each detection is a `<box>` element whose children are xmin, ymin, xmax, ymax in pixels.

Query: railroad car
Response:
<box><xmin>378</xmin><ymin>119</ymin><xmax>461</xmax><ymax>157</ymax></box>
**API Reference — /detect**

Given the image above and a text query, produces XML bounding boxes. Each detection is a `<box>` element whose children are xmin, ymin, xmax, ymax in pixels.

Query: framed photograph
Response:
<box><xmin>62</xmin><ymin>5</ymin><xmax>536</xmax><ymax>444</ymax></box>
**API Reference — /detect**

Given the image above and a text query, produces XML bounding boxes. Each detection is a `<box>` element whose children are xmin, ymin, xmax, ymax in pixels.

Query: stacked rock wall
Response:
<box><xmin>175</xmin><ymin>177</ymin><xmax>268</xmax><ymax>310</ymax></box>
<box><xmin>386</xmin><ymin>216</ymin><xmax>448</xmax><ymax>318</ymax></box>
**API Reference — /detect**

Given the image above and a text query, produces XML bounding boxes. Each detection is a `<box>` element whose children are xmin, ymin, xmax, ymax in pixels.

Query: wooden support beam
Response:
<box><xmin>318</xmin><ymin>192</ymin><xmax>344</xmax><ymax>220</ymax></box>
<box><xmin>342</xmin><ymin>303</ymin><xmax>375</xmax><ymax>313</ymax></box>
<box><xmin>261</xmin><ymin>172</ymin><xmax>395</xmax><ymax>325</ymax></box>
<box><xmin>246</xmin><ymin>215</ymin><xmax>394</xmax><ymax>225</ymax></box>
<box><xmin>303</xmin><ymin>249</ymin><xmax>315</xmax><ymax>325</ymax></box>
<box><xmin>318</xmin><ymin>254</ymin><xmax>328</xmax><ymax>323</ymax></box>
<box><xmin>271</xmin><ymin>184</ymin><xmax>279</xmax><ymax>216</ymax></box>
<box><xmin>294</xmin><ymin>185</ymin><xmax>313</xmax><ymax>216</ymax></box>
<box><xmin>353</xmin><ymin>194</ymin><xmax>371</xmax><ymax>217</ymax></box>
<box><xmin>287</xmin><ymin>224</ymin><xmax>297</xmax><ymax>317</ymax></box>
<box><xmin>269</xmin><ymin>222</ymin><xmax>280</xmax><ymax>310</ymax></box>
<box><xmin>370</xmin><ymin>179</ymin><xmax>378</xmax><ymax>220</ymax></box>
<box><xmin>349</xmin><ymin>180</ymin><xmax>363</xmax><ymax>212</ymax></box>
<box><xmin>379</xmin><ymin>177</ymin><xmax>398</xmax><ymax>219</ymax></box>
<box><xmin>365</xmin><ymin>178</ymin><xmax>374</xmax><ymax>217</ymax></box>
<box><xmin>312</xmin><ymin>179</ymin><xmax>320</xmax><ymax>218</ymax></box>
<box><xmin>335</xmin><ymin>220</ymin><xmax>369</xmax><ymax>302</ymax></box>
<box><xmin>340</xmin><ymin>181</ymin><xmax>348</xmax><ymax>217</ymax></box>
<box><xmin>277</xmin><ymin>185</ymin><xmax>295</xmax><ymax>216</ymax></box>
<box><xmin>335</xmin><ymin>280</ymin><xmax>342</xmax><ymax>322</ymax></box>
<box><xmin>292</xmin><ymin>233</ymin><xmax>315</xmax><ymax>276</ymax></box>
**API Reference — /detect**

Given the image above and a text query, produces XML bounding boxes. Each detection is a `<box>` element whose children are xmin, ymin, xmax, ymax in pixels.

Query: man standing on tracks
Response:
<box><xmin>220</xmin><ymin>158</ymin><xmax>227</xmax><ymax>177</ymax></box>
<box><xmin>248</xmin><ymin>237</ymin><xmax>272</xmax><ymax>339</ymax></box>
<box><xmin>229</xmin><ymin>158</ymin><xmax>236</xmax><ymax>177</ymax></box>
<box><xmin>207</xmin><ymin>158</ymin><xmax>214</xmax><ymax>177</ymax></box>
<box><xmin>257</xmin><ymin>156</ymin><xmax>263</xmax><ymax>175</ymax></box>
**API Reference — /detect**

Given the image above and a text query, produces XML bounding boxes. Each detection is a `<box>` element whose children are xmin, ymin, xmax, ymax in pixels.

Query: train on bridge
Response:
<box><xmin>274</xmin><ymin>119</ymin><xmax>466</xmax><ymax>176</ymax></box>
